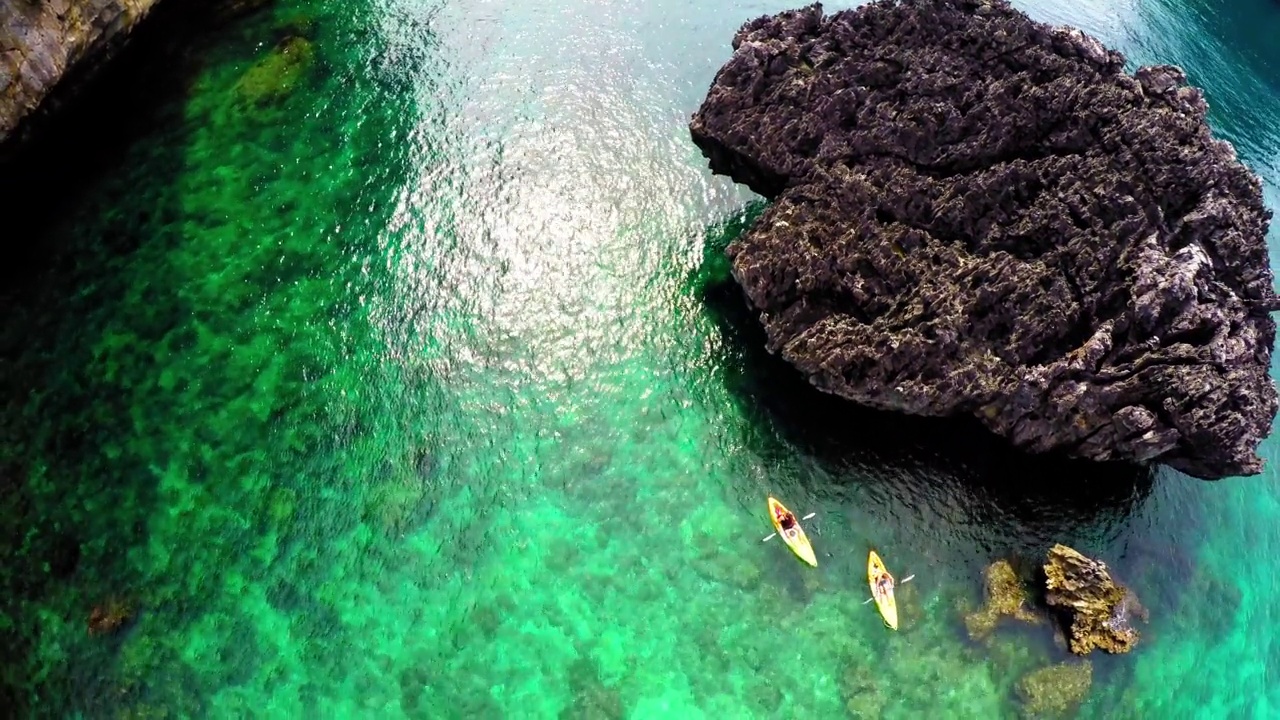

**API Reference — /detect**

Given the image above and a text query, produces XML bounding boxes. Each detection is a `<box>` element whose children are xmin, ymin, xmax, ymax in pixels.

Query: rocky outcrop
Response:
<box><xmin>1</xmin><ymin>0</ymin><xmax>162</xmax><ymax>143</ymax></box>
<box><xmin>964</xmin><ymin>559</ymin><xmax>1041</xmax><ymax>640</ymax></box>
<box><xmin>689</xmin><ymin>0</ymin><xmax>1279</xmax><ymax>479</ymax></box>
<box><xmin>1043</xmin><ymin>544</ymin><xmax>1146</xmax><ymax>655</ymax></box>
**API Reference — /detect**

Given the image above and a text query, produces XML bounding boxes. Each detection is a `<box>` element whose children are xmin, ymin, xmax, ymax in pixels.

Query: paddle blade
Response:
<box><xmin>901</xmin><ymin>574</ymin><xmax>915</xmax><ymax>583</ymax></box>
<box><xmin>762</xmin><ymin>533</ymin><xmax>776</xmax><ymax>542</ymax></box>
<box><xmin>802</xmin><ymin>512</ymin><xmax>816</xmax><ymax>520</ymax></box>
<box><xmin>863</xmin><ymin>597</ymin><xmax>875</xmax><ymax>605</ymax></box>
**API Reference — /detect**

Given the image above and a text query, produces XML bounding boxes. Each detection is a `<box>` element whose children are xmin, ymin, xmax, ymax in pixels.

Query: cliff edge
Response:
<box><xmin>1</xmin><ymin>0</ymin><xmax>161</xmax><ymax>143</ymax></box>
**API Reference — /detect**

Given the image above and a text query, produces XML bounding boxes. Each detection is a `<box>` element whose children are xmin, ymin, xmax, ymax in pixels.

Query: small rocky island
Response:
<box><xmin>1044</xmin><ymin>543</ymin><xmax>1146</xmax><ymax>655</ymax></box>
<box><xmin>690</xmin><ymin>0</ymin><xmax>1280</xmax><ymax>479</ymax></box>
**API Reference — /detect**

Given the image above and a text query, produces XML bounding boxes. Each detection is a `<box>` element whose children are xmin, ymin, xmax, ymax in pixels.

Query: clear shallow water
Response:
<box><xmin>1</xmin><ymin>0</ymin><xmax>1278</xmax><ymax>717</ymax></box>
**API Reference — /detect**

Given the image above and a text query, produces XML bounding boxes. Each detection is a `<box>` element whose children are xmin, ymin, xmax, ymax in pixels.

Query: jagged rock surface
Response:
<box><xmin>690</xmin><ymin>0</ymin><xmax>1279</xmax><ymax>478</ymax></box>
<box><xmin>1043</xmin><ymin>544</ymin><xmax>1146</xmax><ymax>655</ymax></box>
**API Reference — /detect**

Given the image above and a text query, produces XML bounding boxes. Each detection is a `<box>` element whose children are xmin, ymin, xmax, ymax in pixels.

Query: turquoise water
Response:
<box><xmin>1</xmin><ymin>0</ymin><xmax>1279</xmax><ymax>717</ymax></box>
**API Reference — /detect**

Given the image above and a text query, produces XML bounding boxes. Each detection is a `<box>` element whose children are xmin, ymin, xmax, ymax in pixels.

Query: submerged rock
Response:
<box><xmin>1017</xmin><ymin>660</ymin><xmax>1093</xmax><ymax>717</ymax></box>
<box><xmin>88</xmin><ymin>595</ymin><xmax>135</xmax><ymax>636</ymax></box>
<box><xmin>964</xmin><ymin>560</ymin><xmax>1041</xmax><ymax>640</ymax></box>
<box><xmin>689</xmin><ymin>0</ymin><xmax>1279</xmax><ymax>479</ymax></box>
<box><xmin>233</xmin><ymin>35</ymin><xmax>314</xmax><ymax>107</ymax></box>
<box><xmin>841</xmin><ymin>661</ymin><xmax>887</xmax><ymax>719</ymax></box>
<box><xmin>1043</xmin><ymin>543</ymin><xmax>1146</xmax><ymax>655</ymax></box>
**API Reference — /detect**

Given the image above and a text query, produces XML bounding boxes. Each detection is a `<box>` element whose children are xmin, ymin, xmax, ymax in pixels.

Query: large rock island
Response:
<box><xmin>690</xmin><ymin>0</ymin><xmax>1280</xmax><ymax>479</ymax></box>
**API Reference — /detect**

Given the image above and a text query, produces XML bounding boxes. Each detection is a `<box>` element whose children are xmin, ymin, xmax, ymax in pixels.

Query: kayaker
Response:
<box><xmin>876</xmin><ymin>574</ymin><xmax>892</xmax><ymax>596</ymax></box>
<box><xmin>778</xmin><ymin>510</ymin><xmax>797</xmax><ymax>531</ymax></box>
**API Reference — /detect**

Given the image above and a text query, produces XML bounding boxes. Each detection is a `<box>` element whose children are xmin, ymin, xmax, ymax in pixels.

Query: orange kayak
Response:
<box><xmin>768</xmin><ymin>496</ymin><xmax>817</xmax><ymax>567</ymax></box>
<box><xmin>868</xmin><ymin>550</ymin><xmax>898</xmax><ymax>629</ymax></box>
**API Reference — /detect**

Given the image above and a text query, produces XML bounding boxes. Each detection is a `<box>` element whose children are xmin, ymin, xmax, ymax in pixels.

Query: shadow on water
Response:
<box><xmin>692</xmin><ymin>202</ymin><xmax>1157</xmax><ymax>562</ymax></box>
<box><xmin>3</xmin><ymin>0</ymin><xmax>434</xmax><ymax>712</ymax></box>
<box><xmin>0</xmin><ymin>3</ymin><xmax>275</xmax><ymax>716</ymax></box>
<box><xmin>0</xmin><ymin>1</ymin><xmax>261</xmax><ymax>282</ymax></box>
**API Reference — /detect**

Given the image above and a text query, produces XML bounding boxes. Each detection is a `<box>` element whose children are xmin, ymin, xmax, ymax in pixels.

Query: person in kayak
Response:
<box><xmin>777</xmin><ymin>508</ymin><xmax>797</xmax><ymax>531</ymax></box>
<box><xmin>775</xmin><ymin>509</ymin><xmax>800</xmax><ymax>541</ymax></box>
<box><xmin>875</xmin><ymin>573</ymin><xmax>893</xmax><ymax>596</ymax></box>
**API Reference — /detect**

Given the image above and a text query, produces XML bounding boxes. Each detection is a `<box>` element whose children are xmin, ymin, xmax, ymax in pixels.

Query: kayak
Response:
<box><xmin>868</xmin><ymin>550</ymin><xmax>898</xmax><ymax>629</ymax></box>
<box><xmin>767</xmin><ymin>496</ymin><xmax>817</xmax><ymax>567</ymax></box>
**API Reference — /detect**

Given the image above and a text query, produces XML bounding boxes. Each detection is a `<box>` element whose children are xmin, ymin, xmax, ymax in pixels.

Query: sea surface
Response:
<box><xmin>1</xmin><ymin>0</ymin><xmax>1278</xmax><ymax>717</ymax></box>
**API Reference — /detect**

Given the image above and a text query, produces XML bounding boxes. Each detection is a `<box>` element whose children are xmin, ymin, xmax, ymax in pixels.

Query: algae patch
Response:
<box><xmin>964</xmin><ymin>559</ymin><xmax>1042</xmax><ymax>640</ymax></box>
<box><xmin>1017</xmin><ymin>660</ymin><xmax>1093</xmax><ymax>717</ymax></box>
<box><xmin>234</xmin><ymin>35</ymin><xmax>314</xmax><ymax>106</ymax></box>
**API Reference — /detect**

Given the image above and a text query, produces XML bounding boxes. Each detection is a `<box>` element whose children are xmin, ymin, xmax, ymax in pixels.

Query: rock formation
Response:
<box><xmin>1</xmin><ymin>0</ymin><xmax>162</xmax><ymax>143</ymax></box>
<box><xmin>689</xmin><ymin>0</ymin><xmax>1279</xmax><ymax>479</ymax></box>
<box><xmin>1043</xmin><ymin>543</ymin><xmax>1146</xmax><ymax>655</ymax></box>
<box><xmin>963</xmin><ymin>559</ymin><xmax>1042</xmax><ymax>640</ymax></box>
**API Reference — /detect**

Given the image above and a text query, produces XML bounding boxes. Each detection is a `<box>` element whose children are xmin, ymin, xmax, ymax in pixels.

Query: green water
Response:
<box><xmin>2</xmin><ymin>0</ymin><xmax>1279</xmax><ymax>717</ymax></box>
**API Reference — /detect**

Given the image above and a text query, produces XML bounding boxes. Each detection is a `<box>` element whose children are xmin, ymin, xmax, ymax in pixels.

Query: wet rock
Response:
<box><xmin>964</xmin><ymin>560</ymin><xmax>1041</xmax><ymax>640</ymax></box>
<box><xmin>1043</xmin><ymin>544</ymin><xmax>1146</xmax><ymax>654</ymax></box>
<box><xmin>1017</xmin><ymin>660</ymin><xmax>1093</xmax><ymax>717</ymax></box>
<box><xmin>689</xmin><ymin>0</ymin><xmax>1279</xmax><ymax>479</ymax></box>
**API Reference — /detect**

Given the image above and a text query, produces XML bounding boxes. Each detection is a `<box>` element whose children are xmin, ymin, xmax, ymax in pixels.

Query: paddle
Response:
<box><xmin>762</xmin><ymin>512</ymin><xmax>816</xmax><ymax>542</ymax></box>
<box><xmin>862</xmin><ymin>574</ymin><xmax>916</xmax><ymax>603</ymax></box>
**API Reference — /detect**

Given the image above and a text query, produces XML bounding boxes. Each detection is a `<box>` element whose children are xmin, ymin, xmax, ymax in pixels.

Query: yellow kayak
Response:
<box><xmin>868</xmin><ymin>550</ymin><xmax>898</xmax><ymax>629</ymax></box>
<box><xmin>768</xmin><ymin>496</ymin><xmax>817</xmax><ymax>567</ymax></box>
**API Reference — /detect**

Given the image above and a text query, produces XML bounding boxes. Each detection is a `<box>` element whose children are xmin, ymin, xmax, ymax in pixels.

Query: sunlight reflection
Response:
<box><xmin>370</xmin><ymin>0</ymin><xmax>753</xmax><ymax>398</ymax></box>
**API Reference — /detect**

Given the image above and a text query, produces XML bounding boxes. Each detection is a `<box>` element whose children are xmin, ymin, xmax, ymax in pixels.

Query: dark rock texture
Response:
<box><xmin>1043</xmin><ymin>544</ymin><xmax>1146</xmax><ymax>655</ymax></box>
<box><xmin>690</xmin><ymin>0</ymin><xmax>1280</xmax><ymax>478</ymax></box>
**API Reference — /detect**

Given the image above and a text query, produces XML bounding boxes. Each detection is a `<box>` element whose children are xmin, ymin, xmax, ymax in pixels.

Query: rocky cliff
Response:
<box><xmin>690</xmin><ymin>0</ymin><xmax>1280</xmax><ymax>479</ymax></box>
<box><xmin>0</xmin><ymin>0</ymin><xmax>166</xmax><ymax>143</ymax></box>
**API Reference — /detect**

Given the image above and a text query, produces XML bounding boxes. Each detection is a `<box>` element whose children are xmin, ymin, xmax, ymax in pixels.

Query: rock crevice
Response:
<box><xmin>691</xmin><ymin>0</ymin><xmax>1279</xmax><ymax>478</ymax></box>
